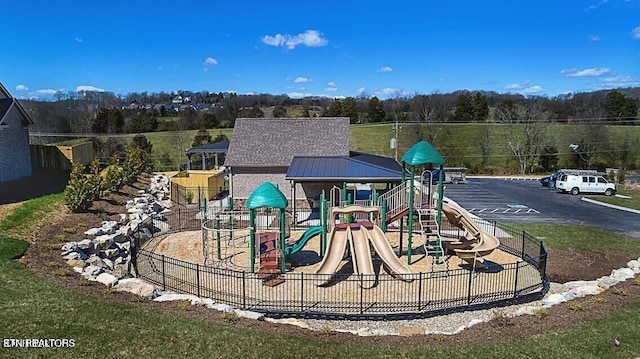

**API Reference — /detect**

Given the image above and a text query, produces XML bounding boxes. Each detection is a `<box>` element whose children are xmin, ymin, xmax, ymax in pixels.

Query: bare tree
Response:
<box><xmin>495</xmin><ymin>102</ymin><xmax>550</xmax><ymax>174</ymax></box>
<box><xmin>408</xmin><ymin>92</ymin><xmax>453</xmax><ymax>146</ymax></box>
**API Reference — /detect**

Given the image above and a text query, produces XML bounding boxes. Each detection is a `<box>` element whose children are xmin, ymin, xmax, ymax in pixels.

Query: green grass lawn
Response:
<box><xmin>512</xmin><ymin>223</ymin><xmax>640</xmax><ymax>252</ymax></box>
<box><xmin>91</xmin><ymin>122</ymin><xmax>640</xmax><ymax>173</ymax></box>
<box><xmin>585</xmin><ymin>187</ymin><xmax>640</xmax><ymax>211</ymax></box>
<box><xmin>2</xmin><ymin>197</ymin><xmax>640</xmax><ymax>358</ymax></box>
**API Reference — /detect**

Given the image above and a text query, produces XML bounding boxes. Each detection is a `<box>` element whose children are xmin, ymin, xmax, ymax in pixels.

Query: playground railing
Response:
<box><xmin>136</xmin><ymin>220</ymin><xmax>548</xmax><ymax>320</ymax></box>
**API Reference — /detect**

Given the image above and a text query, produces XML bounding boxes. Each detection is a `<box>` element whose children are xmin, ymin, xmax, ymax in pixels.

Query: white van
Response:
<box><xmin>556</xmin><ymin>174</ymin><xmax>616</xmax><ymax>196</ymax></box>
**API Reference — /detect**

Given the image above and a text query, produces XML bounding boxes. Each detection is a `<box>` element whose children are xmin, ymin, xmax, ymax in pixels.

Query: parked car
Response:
<box><xmin>556</xmin><ymin>173</ymin><xmax>616</xmax><ymax>196</ymax></box>
<box><xmin>430</xmin><ymin>167</ymin><xmax>467</xmax><ymax>184</ymax></box>
<box><xmin>539</xmin><ymin>171</ymin><xmax>560</xmax><ymax>188</ymax></box>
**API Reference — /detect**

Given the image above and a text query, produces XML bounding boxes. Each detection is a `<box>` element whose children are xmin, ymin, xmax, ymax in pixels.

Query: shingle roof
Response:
<box><xmin>0</xmin><ymin>83</ymin><xmax>34</xmax><ymax>126</ymax></box>
<box><xmin>225</xmin><ymin>118</ymin><xmax>350</xmax><ymax>167</ymax></box>
<box><xmin>186</xmin><ymin>141</ymin><xmax>229</xmax><ymax>155</ymax></box>
<box><xmin>286</xmin><ymin>154</ymin><xmax>405</xmax><ymax>182</ymax></box>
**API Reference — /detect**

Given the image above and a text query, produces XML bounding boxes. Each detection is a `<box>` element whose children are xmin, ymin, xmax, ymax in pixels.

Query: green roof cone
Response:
<box><xmin>401</xmin><ymin>141</ymin><xmax>445</xmax><ymax>166</ymax></box>
<box><xmin>246</xmin><ymin>182</ymin><xmax>288</xmax><ymax>209</ymax></box>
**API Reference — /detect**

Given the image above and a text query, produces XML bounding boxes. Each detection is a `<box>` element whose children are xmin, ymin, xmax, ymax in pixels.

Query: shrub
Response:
<box><xmin>103</xmin><ymin>164</ymin><xmax>124</xmax><ymax>195</ymax></box>
<box><xmin>88</xmin><ymin>159</ymin><xmax>106</xmax><ymax>200</ymax></box>
<box><xmin>64</xmin><ymin>163</ymin><xmax>93</xmax><ymax>212</ymax></box>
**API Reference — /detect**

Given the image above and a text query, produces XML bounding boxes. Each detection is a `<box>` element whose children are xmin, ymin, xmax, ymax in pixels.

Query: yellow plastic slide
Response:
<box><xmin>366</xmin><ymin>225</ymin><xmax>413</xmax><ymax>281</ymax></box>
<box><xmin>441</xmin><ymin>201</ymin><xmax>500</xmax><ymax>267</ymax></box>
<box><xmin>314</xmin><ymin>227</ymin><xmax>349</xmax><ymax>286</ymax></box>
<box><xmin>349</xmin><ymin>226</ymin><xmax>376</xmax><ymax>289</ymax></box>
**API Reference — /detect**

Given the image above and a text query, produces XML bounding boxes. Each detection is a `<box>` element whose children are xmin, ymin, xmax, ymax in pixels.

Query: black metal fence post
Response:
<box><xmin>466</xmin><ymin>267</ymin><xmax>473</xmax><ymax>305</ymax></box>
<box><xmin>522</xmin><ymin>230</ymin><xmax>526</xmax><ymax>257</ymax></box>
<box><xmin>300</xmin><ymin>272</ymin><xmax>304</xmax><ymax>312</ymax></box>
<box><xmin>513</xmin><ymin>262</ymin><xmax>520</xmax><ymax>296</ymax></box>
<box><xmin>418</xmin><ymin>272</ymin><xmax>423</xmax><ymax>311</ymax></box>
<box><xmin>196</xmin><ymin>263</ymin><xmax>201</xmax><ymax>297</ymax></box>
<box><xmin>242</xmin><ymin>271</ymin><xmax>247</xmax><ymax>309</ymax></box>
<box><xmin>360</xmin><ymin>274</ymin><xmax>364</xmax><ymax>314</ymax></box>
<box><xmin>162</xmin><ymin>255</ymin><xmax>166</xmax><ymax>291</ymax></box>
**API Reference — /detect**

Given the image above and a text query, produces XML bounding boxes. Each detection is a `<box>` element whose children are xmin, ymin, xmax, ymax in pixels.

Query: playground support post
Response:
<box><xmin>435</xmin><ymin>165</ymin><xmax>444</xmax><ymax>262</ymax></box>
<box><xmin>249</xmin><ymin>209</ymin><xmax>255</xmax><ymax>273</ymax></box>
<box><xmin>279</xmin><ymin>208</ymin><xmax>286</xmax><ymax>273</ymax></box>
<box><xmin>320</xmin><ymin>191</ymin><xmax>327</xmax><ymax>256</ymax></box>
<box><xmin>407</xmin><ymin>166</ymin><xmax>415</xmax><ymax>264</ymax></box>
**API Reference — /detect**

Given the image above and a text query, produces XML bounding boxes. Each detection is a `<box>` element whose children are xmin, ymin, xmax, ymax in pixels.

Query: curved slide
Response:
<box><xmin>349</xmin><ymin>226</ymin><xmax>376</xmax><ymax>289</ymax></box>
<box><xmin>314</xmin><ymin>227</ymin><xmax>350</xmax><ymax>285</ymax></box>
<box><xmin>284</xmin><ymin>225</ymin><xmax>324</xmax><ymax>257</ymax></box>
<box><xmin>442</xmin><ymin>201</ymin><xmax>500</xmax><ymax>267</ymax></box>
<box><xmin>367</xmin><ymin>225</ymin><xmax>413</xmax><ymax>281</ymax></box>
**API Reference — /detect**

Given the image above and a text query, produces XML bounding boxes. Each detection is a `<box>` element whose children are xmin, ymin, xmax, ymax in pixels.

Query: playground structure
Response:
<box><xmin>198</xmin><ymin>141</ymin><xmax>502</xmax><ymax>287</ymax></box>
<box><xmin>140</xmin><ymin>140</ymin><xmax>546</xmax><ymax>318</ymax></box>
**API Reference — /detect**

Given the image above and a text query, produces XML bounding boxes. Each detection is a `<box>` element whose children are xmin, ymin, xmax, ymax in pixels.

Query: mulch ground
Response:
<box><xmin>6</xmin><ymin>172</ymin><xmax>640</xmax><ymax>348</ymax></box>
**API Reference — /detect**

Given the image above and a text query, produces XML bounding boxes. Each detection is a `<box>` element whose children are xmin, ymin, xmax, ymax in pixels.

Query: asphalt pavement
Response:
<box><xmin>443</xmin><ymin>177</ymin><xmax>640</xmax><ymax>239</ymax></box>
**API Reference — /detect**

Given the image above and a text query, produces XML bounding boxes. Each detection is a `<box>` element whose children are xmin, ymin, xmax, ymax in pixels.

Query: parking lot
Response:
<box><xmin>443</xmin><ymin>177</ymin><xmax>640</xmax><ymax>239</ymax></box>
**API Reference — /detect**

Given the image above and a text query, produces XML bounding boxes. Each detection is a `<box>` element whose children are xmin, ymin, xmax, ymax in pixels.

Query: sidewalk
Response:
<box><xmin>581</xmin><ymin>197</ymin><xmax>640</xmax><ymax>215</ymax></box>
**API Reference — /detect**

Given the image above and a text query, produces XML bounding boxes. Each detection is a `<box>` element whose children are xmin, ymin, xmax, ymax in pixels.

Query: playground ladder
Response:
<box><xmin>418</xmin><ymin>209</ymin><xmax>449</xmax><ymax>275</ymax></box>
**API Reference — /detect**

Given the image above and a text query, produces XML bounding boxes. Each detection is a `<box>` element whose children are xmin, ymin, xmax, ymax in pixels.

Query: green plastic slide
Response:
<box><xmin>284</xmin><ymin>226</ymin><xmax>324</xmax><ymax>257</ymax></box>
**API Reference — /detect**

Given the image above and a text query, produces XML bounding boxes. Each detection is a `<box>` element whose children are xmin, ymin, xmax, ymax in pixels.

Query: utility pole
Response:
<box><xmin>394</xmin><ymin>121</ymin><xmax>399</xmax><ymax>161</ymax></box>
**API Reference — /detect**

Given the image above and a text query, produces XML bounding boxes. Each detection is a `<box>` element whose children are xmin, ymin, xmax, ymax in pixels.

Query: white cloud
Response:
<box><xmin>294</xmin><ymin>77</ymin><xmax>311</xmax><ymax>83</ymax></box>
<box><xmin>561</xmin><ymin>67</ymin><xmax>610</xmax><ymax>77</ymax></box>
<box><xmin>587</xmin><ymin>35</ymin><xmax>601</xmax><ymax>41</ymax></box>
<box><xmin>374</xmin><ymin>88</ymin><xmax>400</xmax><ymax>97</ymax></box>
<box><xmin>325</xmin><ymin>82</ymin><xmax>338</xmax><ymax>92</ymax></box>
<box><xmin>598</xmin><ymin>74</ymin><xmax>640</xmax><ymax>88</ymax></box>
<box><xmin>204</xmin><ymin>57</ymin><xmax>218</xmax><ymax>65</ymax></box>
<box><xmin>76</xmin><ymin>85</ymin><xmax>105</xmax><ymax>92</ymax></box>
<box><xmin>357</xmin><ymin>87</ymin><xmax>367</xmax><ymax>94</ymax></box>
<box><xmin>287</xmin><ymin>92</ymin><xmax>313</xmax><ymax>99</ymax></box>
<box><xmin>262</xmin><ymin>30</ymin><xmax>328</xmax><ymax>50</ymax></box>
<box><xmin>632</xmin><ymin>26</ymin><xmax>640</xmax><ymax>39</ymax></box>
<box><xmin>504</xmin><ymin>82</ymin><xmax>543</xmax><ymax>95</ymax></box>
<box><xmin>74</xmin><ymin>37</ymin><xmax>83</xmax><ymax>43</ymax></box>
<box><xmin>584</xmin><ymin>0</ymin><xmax>610</xmax><ymax>11</ymax></box>
<box><xmin>34</xmin><ymin>89</ymin><xmax>59</xmax><ymax>96</ymax></box>
<box><xmin>377</xmin><ymin>66</ymin><xmax>393</xmax><ymax>73</ymax></box>
<box><xmin>15</xmin><ymin>84</ymin><xmax>28</xmax><ymax>91</ymax></box>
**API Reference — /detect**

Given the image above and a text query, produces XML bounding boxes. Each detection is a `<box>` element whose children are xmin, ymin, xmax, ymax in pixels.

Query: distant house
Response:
<box><xmin>224</xmin><ymin>117</ymin><xmax>350</xmax><ymax>204</ymax></box>
<box><xmin>0</xmin><ymin>83</ymin><xmax>34</xmax><ymax>183</ymax></box>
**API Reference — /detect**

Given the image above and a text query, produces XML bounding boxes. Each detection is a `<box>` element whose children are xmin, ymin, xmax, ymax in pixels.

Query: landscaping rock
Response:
<box><xmin>66</xmin><ymin>259</ymin><xmax>86</xmax><ymax>268</ymax></box>
<box><xmin>93</xmin><ymin>235</ymin><xmax>114</xmax><ymax>250</ymax></box>
<box><xmin>84</xmin><ymin>227</ymin><xmax>103</xmax><ymax>236</ymax></box>
<box><xmin>115</xmin><ymin>278</ymin><xmax>158</xmax><ymax>298</ymax></box>
<box><xmin>207</xmin><ymin>303</ymin><xmax>234</xmax><ymax>312</ymax></box>
<box><xmin>264</xmin><ymin>318</ymin><xmax>310</xmax><ymax>329</ymax></box>
<box><xmin>61</xmin><ymin>242</ymin><xmax>78</xmax><ymax>254</ymax></box>
<box><xmin>84</xmin><ymin>265</ymin><xmax>104</xmax><ymax>277</ymax></box>
<box><xmin>233</xmin><ymin>309</ymin><xmax>264</xmax><ymax>321</ymax></box>
<box><xmin>103</xmin><ymin>248</ymin><xmax>120</xmax><ymax>259</ymax></box>
<box><xmin>610</xmin><ymin>268</ymin><xmax>635</xmax><ymax>281</ymax></box>
<box><xmin>95</xmin><ymin>272</ymin><xmax>118</xmax><ymax>286</ymax></box>
<box><xmin>77</xmin><ymin>239</ymin><xmax>94</xmax><ymax>251</ymax></box>
<box><xmin>398</xmin><ymin>325</ymin><xmax>425</xmax><ymax>336</ymax></box>
<box><xmin>63</xmin><ymin>251</ymin><xmax>87</xmax><ymax>261</ymax></box>
<box><xmin>102</xmin><ymin>258</ymin><xmax>114</xmax><ymax>270</ymax></box>
<box><xmin>153</xmin><ymin>293</ymin><xmax>202</xmax><ymax>305</ymax></box>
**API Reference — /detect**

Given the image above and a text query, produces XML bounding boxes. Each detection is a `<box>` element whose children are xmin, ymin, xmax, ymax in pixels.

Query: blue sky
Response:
<box><xmin>1</xmin><ymin>0</ymin><xmax>639</xmax><ymax>100</ymax></box>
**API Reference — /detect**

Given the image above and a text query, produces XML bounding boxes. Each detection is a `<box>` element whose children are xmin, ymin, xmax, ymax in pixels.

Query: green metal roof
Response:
<box><xmin>246</xmin><ymin>182</ymin><xmax>288</xmax><ymax>209</ymax></box>
<box><xmin>401</xmin><ymin>141</ymin><xmax>445</xmax><ymax>166</ymax></box>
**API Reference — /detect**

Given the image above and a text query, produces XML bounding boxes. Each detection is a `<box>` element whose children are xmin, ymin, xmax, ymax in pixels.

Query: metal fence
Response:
<box><xmin>136</xmin><ymin>215</ymin><xmax>548</xmax><ymax>320</ymax></box>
